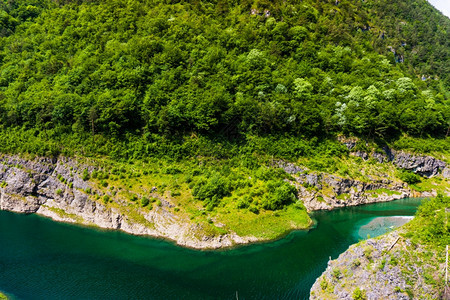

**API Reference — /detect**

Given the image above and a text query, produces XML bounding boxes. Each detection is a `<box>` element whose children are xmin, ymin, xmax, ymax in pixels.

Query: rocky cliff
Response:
<box><xmin>344</xmin><ymin>143</ymin><xmax>447</xmax><ymax>178</ymax></box>
<box><xmin>310</xmin><ymin>230</ymin><xmax>445</xmax><ymax>300</ymax></box>
<box><xmin>276</xmin><ymin>161</ymin><xmax>427</xmax><ymax>211</ymax></box>
<box><xmin>275</xmin><ymin>142</ymin><xmax>449</xmax><ymax>211</ymax></box>
<box><xmin>0</xmin><ymin>154</ymin><xmax>257</xmax><ymax>249</ymax></box>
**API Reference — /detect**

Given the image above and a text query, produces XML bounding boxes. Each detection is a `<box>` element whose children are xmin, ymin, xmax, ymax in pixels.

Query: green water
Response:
<box><xmin>0</xmin><ymin>198</ymin><xmax>423</xmax><ymax>300</ymax></box>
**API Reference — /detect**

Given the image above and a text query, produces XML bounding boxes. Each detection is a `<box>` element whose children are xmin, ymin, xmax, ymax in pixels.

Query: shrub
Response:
<box><xmin>171</xmin><ymin>191</ymin><xmax>181</xmax><ymax>197</ymax></box>
<box><xmin>248</xmin><ymin>206</ymin><xmax>259</xmax><ymax>214</ymax></box>
<box><xmin>141</xmin><ymin>197</ymin><xmax>150</xmax><ymax>207</ymax></box>
<box><xmin>320</xmin><ymin>279</ymin><xmax>329</xmax><ymax>291</ymax></box>
<box><xmin>352</xmin><ymin>259</ymin><xmax>361</xmax><ymax>268</ymax></box>
<box><xmin>103</xmin><ymin>195</ymin><xmax>110</xmax><ymax>204</ymax></box>
<box><xmin>398</xmin><ymin>170</ymin><xmax>421</xmax><ymax>184</ymax></box>
<box><xmin>204</xmin><ymin>195</ymin><xmax>220</xmax><ymax>211</ymax></box>
<box><xmin>352</xmin><ymin>287</ymin><xmax>367</xmax><ymax>300</ymax></box>
<box><xmin>130</xmin><ymin>194</ymin><xmax>138</xmax><ymax>201</ymax></box>
<box><xmin>332</xmin><ymin>268</ymin><xmax>342</xmax><ymax>280</ymax></box>
<box><xmin>56</xmin><ymin>189</ymin><xmax>63</xmax><ymax>196</ymax></box>
<box><xmin>82</xmin><ymin>169</ymin><xmax>90</xmax><ymax>181</ymax></box>
<box><xmin>261</xmin><ymin>180</ymin><xmax>297</xmax><ymax>210</ymax></box>
<box><xmin>193</xmin><ymin>174</ymin><xmax>231</xmax><ymax>203</ymax></box>
<box><xmin>164</xmin><ymin>167</ymin><xmax>182</xmax><ymax>174</ymax></box>
<box><xmin>237</xmin><ymin>196</ymin><xmax>251</xmax><ymax>209</ymax></box>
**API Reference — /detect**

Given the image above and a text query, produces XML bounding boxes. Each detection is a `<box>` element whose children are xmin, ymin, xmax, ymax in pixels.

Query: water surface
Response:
<box><xmin>0</xmin><ymin>198</ymin><xmax>423</xmax><ymax>299</ymax></box>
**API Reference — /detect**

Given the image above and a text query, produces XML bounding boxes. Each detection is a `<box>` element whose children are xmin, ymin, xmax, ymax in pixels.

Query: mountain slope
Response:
<box><xmin>0</xmin><ymin>0</ymin><xmax>448</xmax><ymax>160</ymax></box>
<box><xmin>0</xmin><ymin>0</ymin><xmax>448</xmax><ymax>247</ymax></box>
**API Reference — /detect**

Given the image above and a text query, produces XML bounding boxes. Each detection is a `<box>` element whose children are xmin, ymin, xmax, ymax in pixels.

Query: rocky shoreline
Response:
<box><xmin>0</xmin><ymin>148</ymin><xmax>447</xmax><ymax>249</ymax></box>
<box><xmin>0</xmin><ymin>154</ymin><xmax>257</xmax><ymax>249</ymax></box>
<box><xmin>310</xmin><ymin>230</ymin><xmax>444</xmax><ymax>299</ymax></box>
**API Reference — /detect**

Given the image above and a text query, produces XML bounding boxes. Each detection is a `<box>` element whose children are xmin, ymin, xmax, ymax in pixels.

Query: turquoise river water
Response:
<box><xmin>0</xmin><ymin>198</ymin><xmax>424</xmax><ymax>300</ymax></box>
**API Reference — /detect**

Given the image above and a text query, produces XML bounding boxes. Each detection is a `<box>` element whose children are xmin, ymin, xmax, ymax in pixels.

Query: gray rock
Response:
<box><xmin>343</xmin><ymin>141</ymin><xmax>356</xmax><ymax>150</ymax></box>
<box><xmin>349</xmin><ymin>146</ymin><xmax>447</xmax><ymax>178</ymax></box>
<box><xmin>310</xmin><ymin>231</ymin><xmax>439</xmax><ymax>299</ymax></box>
<box><xmin>391</xmin><ymin>150</ymin><xmax>446</xmax><ymax>177</ymax></box>
<box><xmin>372</xmin><ymin>152</ymin><xmax>388</xmax><ymax>163</ymax></box>
<box><xmin>443</xmin><ymin>167</ymin><xmax>450</xmax><ymax>179</ymax></box>
<box><xmin>274</xmin><ymin>160</ymin><xmax>304</xmax><ymax>175</ymax></box>
<box><xmin>351</xmin><ymin>150</ymin><xmax>369</xmax><ymax>160</ymax></box>
<box><xmin>306</xmin><ymin>174</ymin><xmax>320</xmax><ymax>187</ymax></box>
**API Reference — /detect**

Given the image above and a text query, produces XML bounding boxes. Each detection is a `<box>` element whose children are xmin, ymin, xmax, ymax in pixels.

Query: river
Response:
<box><xmin>0</xmin><ymin>198</ymin><xmax>423</xmax><ymax>300</ymax></box>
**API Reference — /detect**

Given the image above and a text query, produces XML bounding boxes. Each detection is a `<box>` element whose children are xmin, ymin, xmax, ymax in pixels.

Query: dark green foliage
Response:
<box><xmin>141</xmin><ymin>197</ymin><xmax>149</xmax><ymax>207</ymax></box>
<box><xmin>0</xmin><ymin>0</ymin><xmax>447</xmax><ymax>164</ymax></box>
<box><xmin>193</xmin><ymin>174</ymin><xmax>231</xmax><ymax>203</ymax></box>
<box><xmin>82</xmin><ymin>169</ymin><xmax>90</xmax><ymax>181</ymax></box>
<box><xmin>261</xmin><ymin>180</ymin><xmax>297</xmax><ymax>210</ymax></box>
<box><xmin>398</xmin><ymin>170</ymin><xmax>421</xmax><ymax>184</ymax></box>
<box><xmin>164</xmin><ymin>167</ymin><xmax>182</xmax><ymax>175</ymax></box>
<box><xmin>405</xmin><ymin>194</ymin><xmax>450</xmax><ymax>246</ymax></box>
<box><xmin>237</xmin><ymin>196</ymin><xmax>251</xmax><ymax>209</ymax></box>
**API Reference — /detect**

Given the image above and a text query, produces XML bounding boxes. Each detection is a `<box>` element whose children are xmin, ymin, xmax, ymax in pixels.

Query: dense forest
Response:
<box><xmin>0</xmin><ymin>0</ymin><xmax>448</xmax><ymax>160</ymax></box>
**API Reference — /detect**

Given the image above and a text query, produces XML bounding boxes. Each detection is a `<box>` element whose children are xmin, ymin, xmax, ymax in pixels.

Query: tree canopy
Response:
<box><xmin>0</xmin><ymin>0</ymin><xmax>448</xmax><ymax>159</ymax></box>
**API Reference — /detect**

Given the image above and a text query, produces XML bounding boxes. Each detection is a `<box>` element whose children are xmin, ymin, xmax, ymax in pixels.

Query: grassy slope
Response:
<box><xmin>48</xmin><ymin>138</ymin><xmax>447</xmax><ymax>241</ymax></box>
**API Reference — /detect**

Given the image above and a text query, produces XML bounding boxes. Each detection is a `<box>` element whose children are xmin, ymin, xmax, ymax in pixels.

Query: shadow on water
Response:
<box><xmin>0</xmin><ymin>198</ymin><xmax>424</xmax><ymax>300</ymax></box>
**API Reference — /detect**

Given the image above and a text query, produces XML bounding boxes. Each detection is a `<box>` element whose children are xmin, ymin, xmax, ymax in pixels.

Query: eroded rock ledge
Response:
<box><xmin>344</xmin><ymin>143</ymin><xmax>448</xmax><ymax>178</ymax></box>
<box><xmin>277</xmin><ymin>160</ymin><xmax>425</xmax><ymax>211</ymax></box>
<box><xmin>0</xmin><ymin>155</ymin><xmax>257</xmax><ymax>249</ymax></box>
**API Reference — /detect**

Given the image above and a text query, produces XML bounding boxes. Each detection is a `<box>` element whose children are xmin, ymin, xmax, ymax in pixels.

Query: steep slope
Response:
<box><xmin>310</xmin><ymin>194</ymin><xmax>450</xmax><ymax>299</ymax></box>
<box><xmin>0</xmin><ymin>0</ymin><xmax>448</xmax><ymax>246</ymax></box>
<box><xmin>0</xmin><ymin>0</ymin><xmax>448</xmax><ymax>160</ymax></box>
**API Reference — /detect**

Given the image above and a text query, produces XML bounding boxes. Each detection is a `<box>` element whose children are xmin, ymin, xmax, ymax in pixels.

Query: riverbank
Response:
<box><xmin>0</xmin><ymin>149</ymin><xmax>448</xmax><ymax>249</ymax></box>
<box><xmin>0</xmin><ymin>197</ymin><xmax>424</xmax><ymax>299</ymax></box>
<box><xmin>310</xmin><ymin>195</ymin><xmax>449</xmax><ymax>299</ymax></box>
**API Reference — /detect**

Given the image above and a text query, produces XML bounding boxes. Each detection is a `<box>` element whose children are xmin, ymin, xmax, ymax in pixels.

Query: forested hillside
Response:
<box><xmin>0</xmin><ymin>0</ymin><xmax>448</xmax><ymax>160</ymax></box>
<box><xmin>0</xmin><ymin>0</ymin><xmax>448</xmax><ymax>248</ymax></box>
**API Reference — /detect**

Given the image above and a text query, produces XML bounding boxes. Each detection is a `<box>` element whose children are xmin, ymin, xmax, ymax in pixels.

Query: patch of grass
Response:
<box><xmin>336</xmin><ymin>193</ymin><xmax>350</xmax><ymax>201</ymax></box>
<box><xmin>216</xmin><ymin>205</ymin><xmax>311</xmax><ymax>239</ymax></box>
<box><xmin>42</xmin><ymin>205</ymin><xmax>84</xmax><ymax>223</ymax></box>
<box><xmin>352</xmin><ymin>287</ymin><xmax>367</xmax><ymax>300</ymax></box>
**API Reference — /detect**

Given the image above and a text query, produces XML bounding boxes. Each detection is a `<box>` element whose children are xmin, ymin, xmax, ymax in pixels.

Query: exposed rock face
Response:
<box><xmin>295</xmin><ymin>173</ymin><xmax>412</xmax><ymax>211</ymax></box>
<box><xmin>392</xmin><ymin>150</ymin><xmax>446</xmax><ymax>177</ymax></box>
<box><xmin>276</xmin><ymin>144</ymin><xmax>449</xmax><ymax>211</ymax></box>
<box><xmin>0</xmin><ymin>155</ymin><xmax>256</xmax><ymax>249</ymax></box>
<box><xmin>349</xmin><ymin>146</ymin><xmax>446</xmax><ymax>178</ymax></box>
<box><xmin>310</xmin><ymin>231</ymin><xmax>442</xmax><ymax>299</ymax></box>
<box><xmin>276</xmin><ymin>159</ymin><xmax>416</xmax><ymax>211</ymax></box>
<box><xmin>443</xmin><ymin>167</ymin><xmax>450</xmax><ymax>179</ymax></box>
